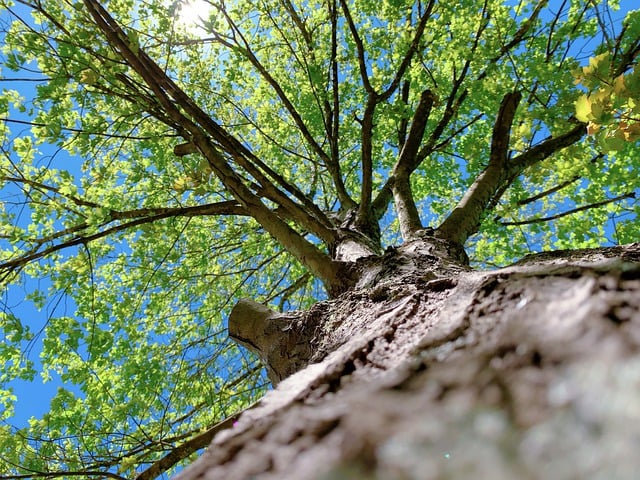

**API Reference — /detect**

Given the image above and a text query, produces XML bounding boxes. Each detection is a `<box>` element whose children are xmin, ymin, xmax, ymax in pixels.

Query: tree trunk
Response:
<box><xmin>174</xmin><ymin>241</ymin><xmax>640</xmax><ymax>480</ymax></box>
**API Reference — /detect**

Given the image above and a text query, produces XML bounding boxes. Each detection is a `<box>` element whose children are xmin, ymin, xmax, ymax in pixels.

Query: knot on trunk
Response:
<box><xmin>228</xmin><ymin>299</ymin><xmax>319</xmax><ymax>385</ymax></box>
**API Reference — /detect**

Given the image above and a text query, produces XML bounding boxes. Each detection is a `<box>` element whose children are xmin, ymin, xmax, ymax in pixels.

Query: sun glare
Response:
<box><xmin>176</xmin><ymin>0</ymin><xmax>213</xmax><ymax>33</ymax></box>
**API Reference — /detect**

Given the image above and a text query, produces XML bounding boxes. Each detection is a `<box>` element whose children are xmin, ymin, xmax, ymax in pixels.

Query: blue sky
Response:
<box><xmin>0</xmin><ymin>0</ymin><xmax>86</xmax><ymax>430</ymax></box>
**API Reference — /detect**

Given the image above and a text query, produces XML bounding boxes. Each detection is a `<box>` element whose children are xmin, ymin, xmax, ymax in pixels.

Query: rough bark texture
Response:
<box><xmin>176</xmin><ymin>242</ymin><xmax>640</xmax><ymax>480</ymax></box>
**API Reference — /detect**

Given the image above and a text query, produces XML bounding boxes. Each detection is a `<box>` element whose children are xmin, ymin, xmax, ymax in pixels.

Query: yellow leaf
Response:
<box><xmin>589</xmin><ymin>52</ymin><xmax>610</xmax><ymax>68</ymax></box>
<box><xmin>621</xmin><ymin>122</ymin><xmax>640</xmax><ymax>142</ymax></box>
<box><xmin>591</xmin><ymin>88</ymin><xmax>611</xmax><ymax>103</ymax></box>
<box><xmin>575</xmin><ymin>95</ymin><xmax>592</xmax><ymax>122</ymax></box>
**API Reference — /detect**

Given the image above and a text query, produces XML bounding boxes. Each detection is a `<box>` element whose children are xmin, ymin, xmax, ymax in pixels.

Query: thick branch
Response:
<box><xmin>397</xmin><ymin>80</ymin><xmax>411</xmax><ymax>147</ymax></box>
<box><xmin>510</xmin><ymin>122</ymin><xmax>586</xmax><ymax>171</ymax></box>
<box><xmin>394</xmin><ymin>90</ymin><xmax>436</xmax><ymax>178</ymax></box>
<box><xmin>438</xmin><ymin>119</ymin><xmax>587</xmax><ymax>246</ymax></box>
<box><xmin>392</xmin><ymin>178</ymin><xmax>422</xmax><ymax>240</ymax></box>
<box><xmin>357</xmin><ymin>96</ymin><xmax>377</xmax><ymax>228</ymax></box>
<box><xmin>391</xmin><ymin>89</ymin><xmax>436</xmax><ymax>239</ymax></box>
<box><xmin>437</xmin><ymin>92</ymin><xmax>522</xmax><ymax>245</ymax></box>
<box><xmin>82</xmin><ymin>0</ymin><xmax>347</xmax><ymax>290</ymax></box>
<box><xmin>373</xmin><ymin>89</ymin><xmax>469</xmax><ymax>220</ymax></box>
<box><xmin>489</xmin><ymin>91</ymin><xmax>522</xmax><ymax>165</ymax></box>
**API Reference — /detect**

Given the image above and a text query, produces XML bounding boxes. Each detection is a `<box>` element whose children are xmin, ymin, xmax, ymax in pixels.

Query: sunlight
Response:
<box><xmin>175</xmin><ymin>0</ymin><xmax>214</xmax><ymax>34</ymax></box>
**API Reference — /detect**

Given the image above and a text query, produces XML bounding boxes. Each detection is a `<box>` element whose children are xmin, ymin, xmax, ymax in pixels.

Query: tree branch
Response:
<box><xmin>278</xmin><ymin>0</ymin><xmax>355</xmax><ymax>209</ymax></box>
<box><xmin>498</xmin><ymin>192</ymin><xmax>636</xmax><ymax>226</ymax></box>
<box><xmin>510</xmin><ymin>122</ymin><xmax>586</xmax><ymax>171</ymax></box>
<box><xmin>390</xmin><ymin>89</ymin><xmax>436</xmax><ymax>239</ymax></box>
<box><xmin>477</xmin><ymin>0</ymin><xmax>547</xmax><ymax>81</ymax></box>
<box><xmin>339</xmin><ymin>0</ymin><xmax>373</xmax><ymax>94</ymax></box>
<box><xmin>357</xmin><ymin>96</ymin><xmax>377</xmax><ymax>229</ymax></box>
<box><xmin>82</xmin><ymin>0</ymin><xmax>345</xmax><ymax>291</ymax></box>
<box><xmin>0</xmin><ymin>117</ymin><xmax>170</xmax><ymax>141</ymax></box>
<box><xmin>394</xmin><ymin>90</ymin><xmax>437</xmax><ymax>178</ymax></box>
<box><xmin>133</xmin><ymin>401</ymin><xmax>260</xmax><ymax>480</ymax></box>
<box><xmin>379</xmin><ymin>0</ymin><xmax>436</xmax><ymax>101</ymax></box>
<box><xmin>397</xmin><ymin>80</ymin><xmax>411</xmax><ymax>148</ymax></box>
<box><xmin>516</xmin><ymin>175</ymin><xmax>581</xmax><ymax>206</ymax></box>
<box><xmin>328</xmin><ymin>0</ymin><xmax>355</xmax><ymax>209</ymax></box>
<box><xmin>216</xmin><ymin>5</ymin><xmax>336</xmax><ymax>184</ymax></box>
<box><xmin>436</xmin><ymin>91</ymin><xmax>522</xmax><ymax>245</ymax></box>
<box><xmin>0</xmin><ymin>469</ymin><xmax>127</xmax><ymax>480</ymax></box>
<box><xmin>0</xmin><ymin>201</ymin><xmax>248</xmax><ymax>282</ymax></box>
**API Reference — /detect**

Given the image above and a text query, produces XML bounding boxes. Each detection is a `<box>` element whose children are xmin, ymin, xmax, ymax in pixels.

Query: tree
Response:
<box><xmin>0</xmin><ymin>0</ymin><xmax>638</xmax><ymax>478</ymax></box>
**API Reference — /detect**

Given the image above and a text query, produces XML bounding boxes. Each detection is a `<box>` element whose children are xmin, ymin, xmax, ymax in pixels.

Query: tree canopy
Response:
<box><xmin>0</xmin><ymin>0</ymin><xmax>638</xmax><ymax>478</ymax></box>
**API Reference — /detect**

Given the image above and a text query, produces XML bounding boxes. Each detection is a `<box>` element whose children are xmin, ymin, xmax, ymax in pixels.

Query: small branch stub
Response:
<box><xmin>174</xmin><ymin>142</ymin><xmax>198</xmax><ymax>156</ymax></box>
<box><xmin>228</xmin><ymin>299</ymin><xmax>277</xmax><ymax>354</ymax></box>
<box><xmin>228</xmin><ymin>299</ymin><xmax>318</xmax><ymax>384</ymax></box>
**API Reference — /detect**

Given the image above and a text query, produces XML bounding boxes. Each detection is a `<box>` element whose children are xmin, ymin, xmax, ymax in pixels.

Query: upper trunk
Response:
<box><xmin>173</xmin><ymin>241</ymin><xmax>640</xmax><ymax>480</ymax></box>
<box><xmin>229</xmin><ymin>235</ymin><xmax>470</xmax><ymax>385</ymax></box>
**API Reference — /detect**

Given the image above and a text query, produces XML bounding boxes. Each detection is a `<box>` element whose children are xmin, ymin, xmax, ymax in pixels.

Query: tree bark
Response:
<box><xmin>174</xmin><ymin>241</ymin><xmax>640</xmax><ymax>480</ymax></box>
